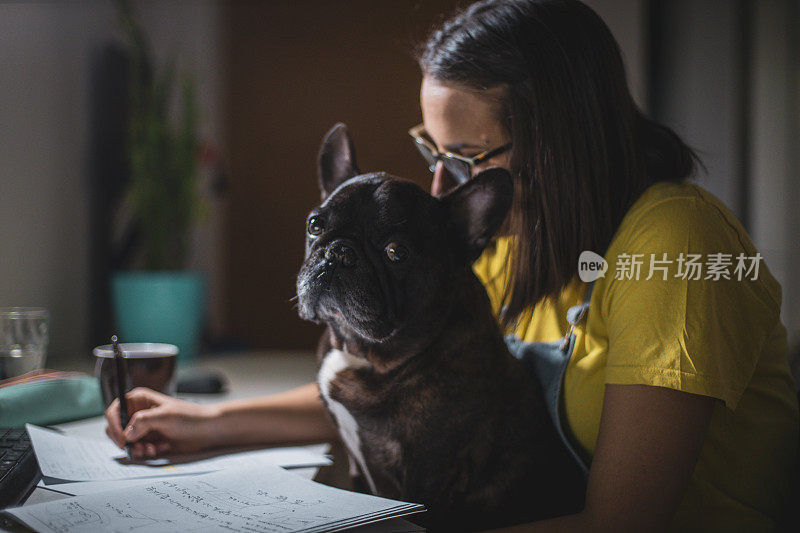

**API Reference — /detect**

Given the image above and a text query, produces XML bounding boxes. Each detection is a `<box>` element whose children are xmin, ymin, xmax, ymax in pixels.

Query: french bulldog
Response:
<box><xmin>296</xmin><ymin>124</ymin><xmax>585</xmax><ymax>531</ymax></box>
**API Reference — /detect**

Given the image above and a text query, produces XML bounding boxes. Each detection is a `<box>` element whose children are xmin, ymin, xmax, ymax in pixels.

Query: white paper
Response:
<box><xmin>27</xmin><ymin>424</ymin><xmax>331</xmax><ymax>482</ymax></box>
<box><xmin>36</xmin><ymin>466</ymin><xmax>323</xmax><ymax>496</ymax></box>
<box><xmin>8</xmin><ymin>461</ymin><xmax>424</xmax><ymax>533</ymax></box>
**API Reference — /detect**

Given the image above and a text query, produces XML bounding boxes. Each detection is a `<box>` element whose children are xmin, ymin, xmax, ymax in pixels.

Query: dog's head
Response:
<box><xmin>296</xmin><ymin>123</ymin><xmax>513</xmax><ymax>346</ymax></box>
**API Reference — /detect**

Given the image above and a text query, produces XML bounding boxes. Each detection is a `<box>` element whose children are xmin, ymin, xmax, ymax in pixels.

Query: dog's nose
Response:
<box><xmin>325</xmin><ymin>241</ymin><xmax>357</xmax><ymax>267</ymax></box>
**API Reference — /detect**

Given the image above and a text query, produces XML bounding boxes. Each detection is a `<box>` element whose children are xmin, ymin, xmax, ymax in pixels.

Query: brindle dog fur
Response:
<box><xmin>296</xmin><ymin>124</ymin><xmax>585</xmax><ymax>531</ymax></box>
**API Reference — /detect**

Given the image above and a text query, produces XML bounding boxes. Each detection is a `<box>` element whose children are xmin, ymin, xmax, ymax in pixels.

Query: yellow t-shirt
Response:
<box><xmin>474</xmin><ymin>181</ymin><xmax>799</xmax><ymax>530</ymax></box>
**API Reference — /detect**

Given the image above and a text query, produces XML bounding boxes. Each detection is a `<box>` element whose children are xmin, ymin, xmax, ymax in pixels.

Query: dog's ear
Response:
<box><xmin>318</xmin><ymin>123</ymin><xmax>361</xmax><ymax>200</ymax></box>
<box><xmin>440</xmin><ymin>167</ymin><xmax>514</xmax><ymax>264</ymax></box>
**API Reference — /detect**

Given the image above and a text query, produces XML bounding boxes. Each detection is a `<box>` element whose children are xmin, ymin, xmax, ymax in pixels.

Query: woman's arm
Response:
<box><xmin>105</xmin><ymin>382</ymin><xmax>338</xmax><ymax>458</ymax></box>
<box><xmin>488</xmin><ymin>384</ymin><xmax>716</xmax><ymax>532</ymax></box>
<box><xmin>208</xmin><ymin>382</ymin><xmax>339</xmax><ymax>447</ymax></box>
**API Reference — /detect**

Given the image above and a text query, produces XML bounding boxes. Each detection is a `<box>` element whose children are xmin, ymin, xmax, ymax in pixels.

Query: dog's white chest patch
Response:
<box><xmin>318</xmin><ymin>348</ymin><xmax>378</xmax><ymax>494</ymax></box>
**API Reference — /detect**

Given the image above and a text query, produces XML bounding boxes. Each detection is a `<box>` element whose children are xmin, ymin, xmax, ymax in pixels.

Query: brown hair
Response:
<box><xmin>418</xmin><ymin>0</ymin><xmax>700</xmax><ymax>328</ymax></box>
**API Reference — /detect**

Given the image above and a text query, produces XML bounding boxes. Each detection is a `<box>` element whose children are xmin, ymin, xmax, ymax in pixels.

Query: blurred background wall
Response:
<box><xmin>0</xmin><ymin>0</ymin><xmax>797</xmax><ymax>364</ymax></box>
<box><xmin>0</xmin><ymin>1</ymin><xmax>224</xmax><ymax>362</ymax></box>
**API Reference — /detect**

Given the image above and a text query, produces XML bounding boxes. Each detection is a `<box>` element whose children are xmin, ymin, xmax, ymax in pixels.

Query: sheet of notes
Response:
<box><xmin>27</xmin><ymin>424</ymin><xmax>331</xmax><ymax>482</ymax></box>
<box><xmin>8</xmin><ymin>462</ymin><xmax>423</xmax><ymax>533</ymax></box>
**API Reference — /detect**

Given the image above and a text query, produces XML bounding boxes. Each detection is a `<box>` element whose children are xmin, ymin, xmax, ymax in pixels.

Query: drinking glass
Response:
<box><xmin>0</xmin><ymin>308</ymin><xmax>49</xmax><ymax>380</ymax></box>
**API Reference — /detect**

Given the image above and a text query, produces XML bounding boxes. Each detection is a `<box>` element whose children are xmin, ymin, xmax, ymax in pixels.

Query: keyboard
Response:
<box><xmin>0</xmin><ymin>428</ymin><xmax>40</xmax><ymax>509</ymax></box>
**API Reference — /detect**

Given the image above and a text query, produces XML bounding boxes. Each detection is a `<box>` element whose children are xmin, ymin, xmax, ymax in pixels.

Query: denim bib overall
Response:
<box><xmin>504</xmin><ymin>282</ymin><xmax>594</xmax><ymax>479</ymax></box>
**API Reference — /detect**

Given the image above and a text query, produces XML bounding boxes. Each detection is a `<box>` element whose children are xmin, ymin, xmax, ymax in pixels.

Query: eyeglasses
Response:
<box><xmin>408</xmin><ymin>123</ymin><xmax>512</xmax><ymax>185</ymax></box>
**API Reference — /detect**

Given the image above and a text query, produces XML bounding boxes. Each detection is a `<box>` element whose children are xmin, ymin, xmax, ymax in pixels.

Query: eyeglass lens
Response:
<box><xmin>412</xmin><ymin>142</ymin><xmax>471</xmax><ymax>184</ymax></box>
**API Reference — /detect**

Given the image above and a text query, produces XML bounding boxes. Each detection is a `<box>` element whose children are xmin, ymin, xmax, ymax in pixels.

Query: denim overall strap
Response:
<box><xmin>505</xmin><ymin>282</ymin><xmax>594</xmax><ymax>478</ymax></box>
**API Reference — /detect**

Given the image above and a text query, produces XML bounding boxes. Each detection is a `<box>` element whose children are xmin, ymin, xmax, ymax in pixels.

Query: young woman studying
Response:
<box><xmin>106</xmin><ymin>1</ymin><xmax>798</xmax><ymax>529</ymax></box>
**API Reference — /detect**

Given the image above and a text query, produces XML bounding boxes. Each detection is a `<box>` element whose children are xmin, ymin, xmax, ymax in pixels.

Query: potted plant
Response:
<box><xmin>110</xmin><ymin>0</ymin><xmax>206</xmax><ymax>363</ymax></box>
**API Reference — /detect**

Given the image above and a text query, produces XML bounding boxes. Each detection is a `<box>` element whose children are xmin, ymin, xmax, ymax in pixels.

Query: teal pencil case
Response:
<box><xmin>0</xmin><ymin>375</ymin><xmax>105</xmax><ymax>427</ymax></box>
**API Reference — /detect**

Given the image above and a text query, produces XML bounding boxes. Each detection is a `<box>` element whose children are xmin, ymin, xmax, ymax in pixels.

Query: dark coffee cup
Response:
<box><xmin>93</xmin><ymin>343</ymin><xmax>178</xmax><ymax>407</ymax></box>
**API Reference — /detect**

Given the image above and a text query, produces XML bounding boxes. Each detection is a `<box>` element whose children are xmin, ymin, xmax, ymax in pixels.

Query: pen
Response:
<box><xmin>111</xmin><ymin>335</ymin><xmax>132</xmax><ymax>457</ymax></box>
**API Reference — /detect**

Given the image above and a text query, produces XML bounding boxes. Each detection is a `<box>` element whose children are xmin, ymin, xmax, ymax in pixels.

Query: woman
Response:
<box><xmin>106</xmin><ymin>0</ymin><xmax>798</xmax><ymax>530</ymax></box>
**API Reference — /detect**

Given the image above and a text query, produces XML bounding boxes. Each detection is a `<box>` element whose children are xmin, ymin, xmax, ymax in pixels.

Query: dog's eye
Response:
<box><xmin>307</xmin><ymin>216</ymin><xmax>324</xmax><ymax>236</ymax></box>
<box><xmin>385</xmin><ymin>242</ymin><xmax>408</xmax><ymax>263</ymax></box>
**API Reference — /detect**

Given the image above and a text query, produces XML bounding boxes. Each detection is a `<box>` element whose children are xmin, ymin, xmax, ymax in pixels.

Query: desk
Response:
<box><xmin>14</xmin><ymin>351</ymin><xmax>422</xmax><ymax>532</ymax></box>
<box><xmin>55</xmin><ymin>350</ymin><xmax>320</xmax><ymax>401</ymax></box>
<box><xmin>26</xmin><ymin>350</ymin><xmax>323</xmax><ymax>505</ymax></box>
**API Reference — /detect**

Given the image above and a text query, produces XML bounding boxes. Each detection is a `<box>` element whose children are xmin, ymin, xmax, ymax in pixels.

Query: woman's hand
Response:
<box><xmin>104</xmin><ymin>382</ymin><xmax>338</xmax><ymax>460</ymax></box>
<box><xmin>105</xmin><ymin>387</ymin><xmax>221</xmax><ymax>459</ymax></box>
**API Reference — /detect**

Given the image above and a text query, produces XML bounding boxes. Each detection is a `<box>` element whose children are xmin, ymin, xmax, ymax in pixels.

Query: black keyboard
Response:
<box><xmin>0</xmin><ymin>428</ymin><xmax>40</xmax><ymax>510</ymax></box>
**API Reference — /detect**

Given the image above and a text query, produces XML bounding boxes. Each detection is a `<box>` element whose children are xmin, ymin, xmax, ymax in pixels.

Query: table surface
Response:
<box><xmin>63</xmin><ymin>349</ymin><xmax>319</xmax><ymax>400</ymax></box>
<box><xmin>14</xmin><ymin>351</ymin><xmax>425</xmax><ymax>532</ymax></box>
<box><xmin>25</xmin><ymin>350</ymin><xmax>321</xmax><ymax>505</ymax></box>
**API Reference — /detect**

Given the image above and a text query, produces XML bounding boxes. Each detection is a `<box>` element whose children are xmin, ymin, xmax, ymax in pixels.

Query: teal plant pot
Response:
<box><xmin>111</xmin><ymin>271</ymin><xmax>207</xmax><ymax>363</ymax></box>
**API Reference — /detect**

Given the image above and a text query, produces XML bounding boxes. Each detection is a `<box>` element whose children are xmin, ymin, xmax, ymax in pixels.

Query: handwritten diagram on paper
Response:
<box><xmin>26</xmin><ymin>425</ymin><xmax>330</xmax><ymax>482</ymax></box>
<box><xmin>8</xmin><ymin>462</ymin><xmax>424</xmax><ymax>533</ymax></box>
<box><xmin>38</xmin><ymin>501</ymin><xmax>104</xmax><ymax>531</ymax></box>
<box><xmin>33</xmin><ymin>500</ymin><xmax>174</xmax><ymax>532</ymax></box>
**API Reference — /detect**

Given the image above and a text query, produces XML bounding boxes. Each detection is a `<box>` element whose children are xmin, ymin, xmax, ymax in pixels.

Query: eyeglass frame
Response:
<box><xmin>408</xmin><ymin>123</ymin><xmax>513</xmax><ymax>184</ymax></box>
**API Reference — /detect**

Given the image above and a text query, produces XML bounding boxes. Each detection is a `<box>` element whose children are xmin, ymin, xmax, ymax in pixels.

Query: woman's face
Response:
<box><xmin>420</xmin><ymin>77</ymin><xmax>511</xmax><ymax>196</ymax></box>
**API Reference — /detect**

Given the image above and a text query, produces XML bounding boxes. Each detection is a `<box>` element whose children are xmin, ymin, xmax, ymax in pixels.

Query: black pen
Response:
<box><xmin>112</xmin><ymin>335</ymin><xmax>132</xmax><ymax>458</ymax></box>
